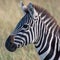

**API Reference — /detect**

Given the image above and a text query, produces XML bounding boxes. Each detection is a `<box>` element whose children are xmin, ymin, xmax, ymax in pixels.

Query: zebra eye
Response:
<box><xmin>23</xmin><ymin>24</ymin><xmax>29</xmax><ymax>30</ymax></box>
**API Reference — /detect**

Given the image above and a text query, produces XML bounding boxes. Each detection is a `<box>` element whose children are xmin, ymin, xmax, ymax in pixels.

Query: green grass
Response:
<box><xmin>0</xmin><ymin>0</ymin><xmax>60</xmax><ymax>60</ymax></box>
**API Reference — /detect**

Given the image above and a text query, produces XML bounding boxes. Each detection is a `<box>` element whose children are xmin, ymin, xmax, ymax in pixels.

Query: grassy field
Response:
<box><xmin>0</xmin><ymin>0</ymin><xmax>60</xmax><ymax>60</ymax></box>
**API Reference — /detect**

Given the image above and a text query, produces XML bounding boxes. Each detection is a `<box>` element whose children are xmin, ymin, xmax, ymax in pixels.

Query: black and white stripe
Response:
<box><xmin>6</xmin><ymin>3</ymin><xmax>60</xmax><ymax>60</ymax></box>
<box><xmin>34</xmin><ymin>10</ymin><xmax>60</xmax><ymax>60</ymax></box>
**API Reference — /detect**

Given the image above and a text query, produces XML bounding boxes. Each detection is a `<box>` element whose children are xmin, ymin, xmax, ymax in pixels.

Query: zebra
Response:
<box><xmin>5</xmin><ymin>2</ymin><xmax>60</xmax><ymax>60</ymax></box>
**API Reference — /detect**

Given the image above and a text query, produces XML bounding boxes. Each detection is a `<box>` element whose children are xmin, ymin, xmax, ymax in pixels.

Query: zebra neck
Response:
<box><xmin>34</xmin><ymin>12</ymin><xmax>59</xmax><ymax>59</ymax></box>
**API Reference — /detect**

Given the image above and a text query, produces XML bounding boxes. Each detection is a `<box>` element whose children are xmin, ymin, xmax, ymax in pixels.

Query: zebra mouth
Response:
<box><xmin>5</xmin><ymin>36</ymin><xmax>17</xmax><ymax>52</ymax></box>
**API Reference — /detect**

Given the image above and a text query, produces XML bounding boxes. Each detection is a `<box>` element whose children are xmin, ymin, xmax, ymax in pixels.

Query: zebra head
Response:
<box><xmin>5</xmin><ymin>2</ymin><xmax>39</xmax><ymax>52</ymax></box>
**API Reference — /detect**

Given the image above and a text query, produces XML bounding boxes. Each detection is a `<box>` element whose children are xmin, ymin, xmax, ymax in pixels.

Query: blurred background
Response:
<box><xmin>0</xmin><ymin>0</ymin><xmax>60</xmax><ymax>60</ymax></box>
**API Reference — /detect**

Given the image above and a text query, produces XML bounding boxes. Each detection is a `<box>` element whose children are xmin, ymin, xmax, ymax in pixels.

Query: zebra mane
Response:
<box><xmin>32</xmin><ymin>4</ymin><xmax>52</xmax><ymax>16</ymax></box>
<box><xmin>34</xmin><ymin>4</ymin><xmax>60</xmax><ymax>25</ymax></box>
<box><xmin>32</xmin><ymin>4</ymin><xmax>60</xmax><ymax>35</ymax></box>
<box><xmin>32</xmin><ymin>4</ymin><xmax>57</xmax><ymax>23</ymax></box>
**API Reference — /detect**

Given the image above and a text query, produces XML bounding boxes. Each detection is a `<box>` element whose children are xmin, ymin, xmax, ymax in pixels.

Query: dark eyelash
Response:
<box><xmin>23</xmin><ymin>24</ymin><xmax>29</xmax><ymax>30</ymax></box>
<box><xmin>23</xmin><ymin>24</ymin><xmax>28</xmax><ymax>28</ymax></box>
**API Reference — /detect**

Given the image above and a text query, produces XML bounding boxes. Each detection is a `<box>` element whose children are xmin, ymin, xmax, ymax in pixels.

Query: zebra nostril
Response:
<box><xmin>18</xmin><ymin>44</ymin><xmax>20</xmax><ymax>48</ymax></box>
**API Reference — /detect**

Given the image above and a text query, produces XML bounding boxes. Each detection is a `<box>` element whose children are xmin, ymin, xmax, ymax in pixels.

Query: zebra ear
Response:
<box><xmin>20</xmin><ymin>1</ymin><xmax>28</xmax><ymax>14</ymax></box>
<box><xmin>27</xmin><ymin>3</ymin><xmax>38</xmax><ymax>19</ymax></box>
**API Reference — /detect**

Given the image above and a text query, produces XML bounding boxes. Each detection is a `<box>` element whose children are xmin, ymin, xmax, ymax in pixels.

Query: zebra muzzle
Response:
<box><xmin>5</xmin><ymin>35</ymin><xmax>17</xmax><ymax>52</ymax></box>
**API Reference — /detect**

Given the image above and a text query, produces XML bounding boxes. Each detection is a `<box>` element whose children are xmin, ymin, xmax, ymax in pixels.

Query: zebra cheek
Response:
<box><xmin>5</xmin><ymin>36</ymin><xmax>17</xmax><ymax>52</ymax></box>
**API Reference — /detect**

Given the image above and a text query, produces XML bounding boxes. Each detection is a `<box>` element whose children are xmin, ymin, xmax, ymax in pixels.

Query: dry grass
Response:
<box><xmin>0</xmin><ymin>0</ymin><xmax>60</xmax><ymax>60</ymax></box>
